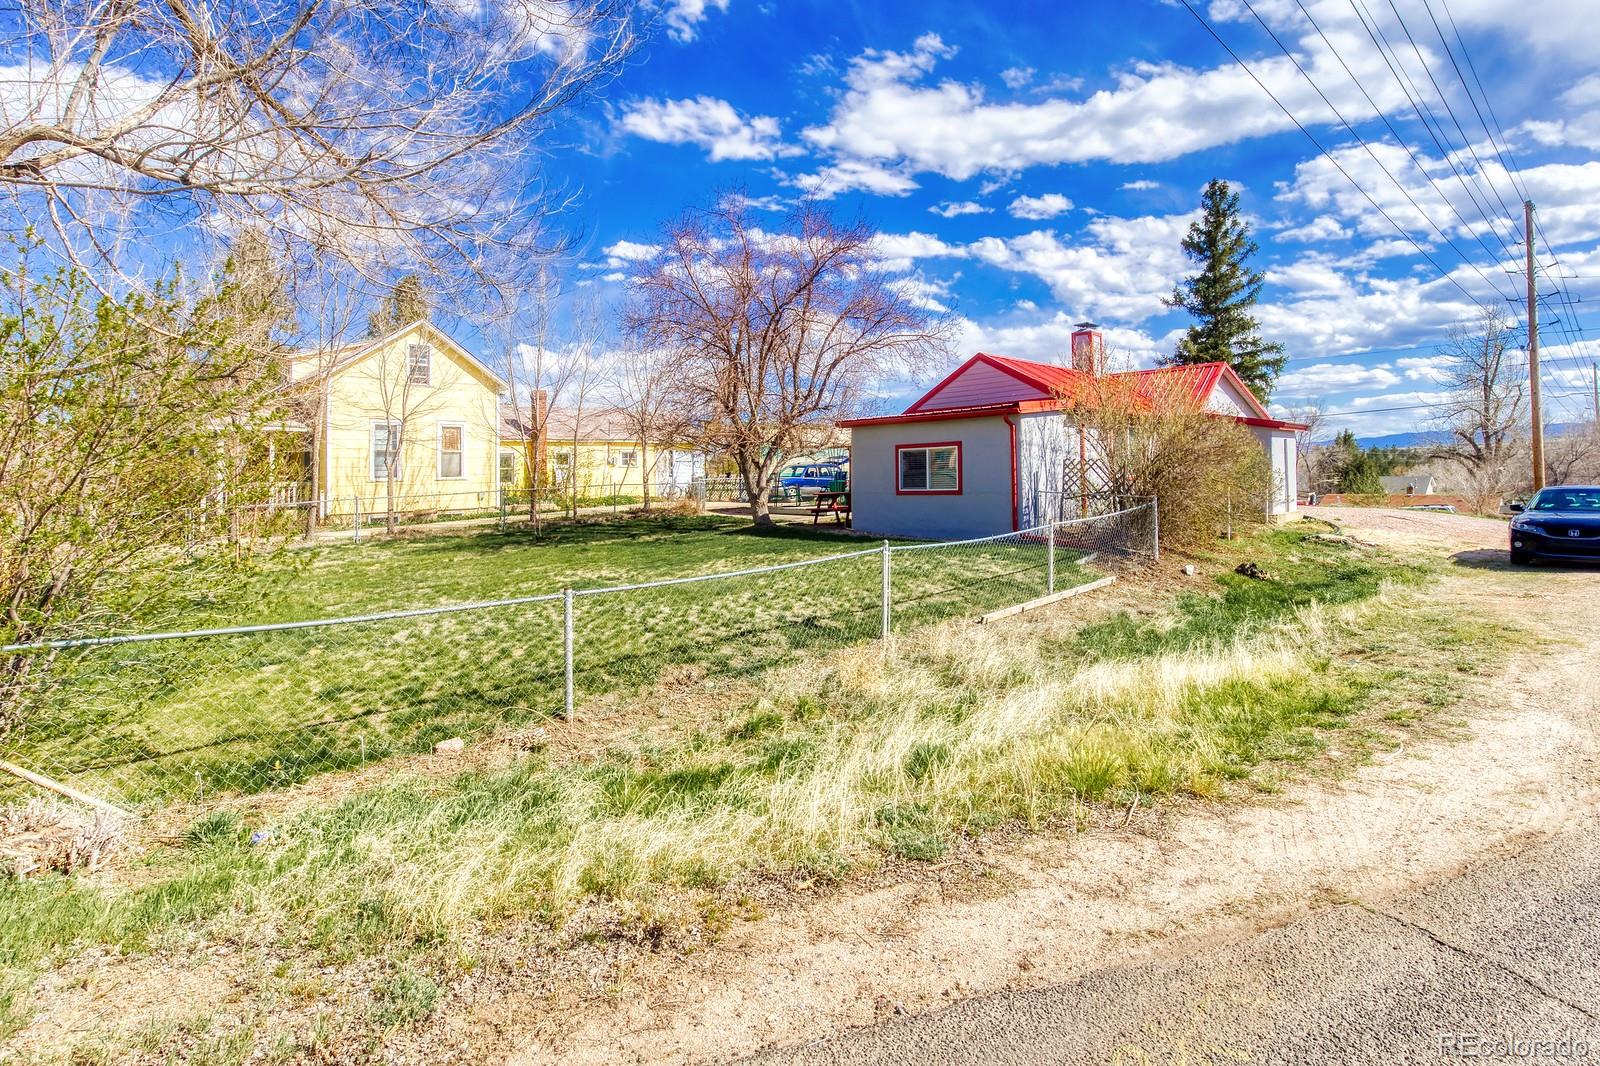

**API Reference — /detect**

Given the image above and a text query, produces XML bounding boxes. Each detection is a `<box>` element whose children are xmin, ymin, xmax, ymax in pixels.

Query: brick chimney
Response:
<box><xmin>1070</xmin><ymin>322</ymin><xmax>1104</xmax><ymax>376</ymax></box>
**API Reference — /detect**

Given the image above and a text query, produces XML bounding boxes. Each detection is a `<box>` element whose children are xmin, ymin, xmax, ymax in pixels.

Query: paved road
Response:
<box><xmin>744</xmin><ymin>821</ymin><xmax>1600</xmax><ymax>1065</ymax></box>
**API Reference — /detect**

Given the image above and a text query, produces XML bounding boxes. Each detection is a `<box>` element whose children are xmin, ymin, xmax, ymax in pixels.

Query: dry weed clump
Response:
<box><xmin>1</xmin><ymin>798</ymin><xmax>125</xmax><ymax>878</ymax></box>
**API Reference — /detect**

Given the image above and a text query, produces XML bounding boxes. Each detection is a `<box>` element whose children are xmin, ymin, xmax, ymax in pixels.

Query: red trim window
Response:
<box><xmin>896</xmin><ymin>441</ymin><xmax>962</xmax><ymax>495</ymax></box>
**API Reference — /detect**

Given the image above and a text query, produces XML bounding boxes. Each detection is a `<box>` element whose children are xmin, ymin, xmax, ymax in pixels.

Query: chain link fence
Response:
<box><xmin>1</xmin><ymin>503</ymin><xmax>1156</xmax><ymax>811</ymax></box>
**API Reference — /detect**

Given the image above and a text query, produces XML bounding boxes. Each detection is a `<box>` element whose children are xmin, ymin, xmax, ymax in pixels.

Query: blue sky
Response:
<box><xmin>535</xmin><ymin>0</ymin><xmax>1600</xmax><ymax>439</ymax></box>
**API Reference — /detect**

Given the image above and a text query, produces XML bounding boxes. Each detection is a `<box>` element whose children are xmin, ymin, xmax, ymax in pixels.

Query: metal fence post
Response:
<box><xmin>880</xmin><ymin>540</ymin><xmax>892</xmax><ymax>640</ymax></box>
<box><xmin>1151</xmin><ymin>498</ymin><xmax>1161</xmax><ymax>562</ymax></box>
<box><xmin>1047</xmin><ymin>522</ymin><xmax>1056</xmax><ymax>594</ymax></box>
<box><xmin>562</xmin><ymin>587</ymin><xmax>575</xmax><ymax>720</ymax></box>
<box><xmin>352</xmin><ymin>495</ymin><xmax>361</xmax><ymax>544</ymax></box>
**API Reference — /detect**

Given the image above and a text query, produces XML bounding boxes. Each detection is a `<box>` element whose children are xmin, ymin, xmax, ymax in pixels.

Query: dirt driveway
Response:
<box><xmin>496</xmin><ymin>508</ymin><xmax>1599</xmax><ymax>1066</ymax></box>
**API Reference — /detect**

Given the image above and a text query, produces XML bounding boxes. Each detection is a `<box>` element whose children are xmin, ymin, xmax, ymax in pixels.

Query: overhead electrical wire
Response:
<box><xmin>1435</xmin><ymin>0</ymin><xmax>1530</xmax><ymax>203</ymax></box>
<box><xmin>1345</xmin><ymin>0</ymin><xmax>1523</xmax><ymax>259</ymax></box>
<box><xmin>1177</xmin><ymin>0</ymin><xmax>1595</xmax><ymax>427</ymax></box>
<box><xmin>1314</xmin><ymin>389</ymin><xmax>1588</xmax><ymax>418</ymax></box>
<box><xmin>1380</xmin><ymin>0</ymin><xmax>1524</xmax><ymax>235</ymax></box>
<box><xmin>1176</xmin><ymin>0</ymin><xmax>1504</xmax><ymax>312</ymax></box>
<box><xmin>1281</xmin><ymin>0</ymin><xmax>1526</xmax><ymax>282</ymax></box>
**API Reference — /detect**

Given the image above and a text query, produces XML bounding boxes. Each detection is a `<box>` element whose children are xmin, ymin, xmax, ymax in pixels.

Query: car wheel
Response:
<box><xmin>1509</xmin><ymin>549</ymin><xmax>1534</xmax><ymax>566</ymax></box>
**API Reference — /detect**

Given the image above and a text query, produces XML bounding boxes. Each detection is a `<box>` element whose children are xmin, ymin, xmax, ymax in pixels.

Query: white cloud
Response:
<box><xmin>929</xmin><ymin>200</ymin><xmax>991</xmax><ymax>218</ymax></box>
<box><xmin>869</xmin><ymin>230</ymin><xmax>965</xmax><ymax>273</ymax></box>
<box><xmin>956</xmin><ymin>311</ymin><xmax>1167</xmax><ymax>368</ymax></box>
<box><xmin>1394</xmin><ymin>355</ymin><xmax>1455</xmax><ymax>383</ymax></box>
<box><xmin>1120</xmin><ymin>180</ymin><xmax>1161</xmax><ymax>191</ymax></box>
<box><xmin>658</xmin><ymin>0</ymin><xmax>730</xmax><ymax>43</ymax></box>
<box><xmin>619</xmin><ymin>96</ymin><xmax>792</xmax><ymax>161</ymax></box>
<box><xmin>1008</xmin><ymin>193</ymin><xmax>1073</xmax><ymax>219</ymax></box>
<box><xmin>865</xmin><ymin>212</ymin><xmax>1192</xmax><ymax>323</ymax></box>
<box><xmin>1276</xmin><ymin>214</ymin><xmax>1351</xmax><ymax>243</ymax></box>
<box><xmin>1266</xmin><ymin>258</ymin><xmax>1355</xmax><ymax>297</ymax></box>
<box><xmin>1278</xmin><ymin>142</ymin><xmax>1600</xmax><ymax>251</ymax></box>
<box><xmin>797</xmin><ymin>29</ymin><xmax>1415</xmax><ymax>189</ymax></box>
<box><xmin>597</xmin><ymin>239</ymin><xmax>660</xmax><ymax>269</ymax></box>
<box><xmin>789</xmin><ymin>158</ymin><xmax>918</xmax><ymax>198</ymax></box>
<box><xmin>1000</xmin><ymin>66</ymin><xmax>1035</xmax><ymax>90</ymax></box>
<box><xmin>1346</xmin><ymin>389</ymin><xmax>1452</xmax><ymax>410</ymax></box>
<box><xmin>966</xmin><ymin>213</ymin><xmax>1195</xmax><ymax>322</ymax></box>
<box><xmin>1275</xmin><ymin>362</ymin><xmax>1401</xmax><ymax>395</ymax></box>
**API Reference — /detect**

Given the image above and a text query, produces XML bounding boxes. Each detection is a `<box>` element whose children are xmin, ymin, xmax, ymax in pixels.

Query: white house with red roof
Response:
<box><xmin>839</xmin><ymin>324</ymin><xmax>1305</xmax><ymax>540</ymax></box>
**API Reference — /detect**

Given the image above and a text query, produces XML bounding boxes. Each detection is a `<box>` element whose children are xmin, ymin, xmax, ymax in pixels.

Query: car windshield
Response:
<box><xmin>1530</xmin><ymin>488</ymin><xmax>1600</xmax><ymax>512</ymax></box>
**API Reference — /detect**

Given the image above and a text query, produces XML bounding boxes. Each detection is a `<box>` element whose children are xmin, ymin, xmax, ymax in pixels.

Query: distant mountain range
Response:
<box><xmin>1341</xmin><ymin>423</ymin><xmax>1588</xmax><ymax>449</ymax></box>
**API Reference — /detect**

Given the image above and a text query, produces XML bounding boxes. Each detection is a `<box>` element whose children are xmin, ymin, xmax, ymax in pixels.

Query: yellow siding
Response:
<box><xmin>501</xmin><ymin>438</ymin><xmax>650</xmax><ymax>495</ymax></box>
<box><xmin>316</xmin><ymin>323</ymin><xmax>501</xmax><ymax>515</ymax></box>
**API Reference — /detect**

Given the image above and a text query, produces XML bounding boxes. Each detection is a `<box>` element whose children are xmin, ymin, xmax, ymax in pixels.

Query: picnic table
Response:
<box><xmin>810</xmin><ymin>489</ymin><xmax>850</xmax><ymax>526</ymax></box>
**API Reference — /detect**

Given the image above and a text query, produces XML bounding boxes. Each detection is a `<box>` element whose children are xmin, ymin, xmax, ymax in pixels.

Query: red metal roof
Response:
<box><xmin>841</xmin><ymin>353</ymin><xmax>1304</xmax><ymax>430</ymax></box>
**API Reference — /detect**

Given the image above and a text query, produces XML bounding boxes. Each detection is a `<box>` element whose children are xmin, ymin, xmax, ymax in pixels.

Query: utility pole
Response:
<box><xmin>1592</xmin><ymin>362</ymin><xmax>1598</xmax><ymax>425</ymax></box>
<box><xmin>1526</xmin><ymin>200</ymin><xmax>1545</xmax><ymax>492</ymax></box>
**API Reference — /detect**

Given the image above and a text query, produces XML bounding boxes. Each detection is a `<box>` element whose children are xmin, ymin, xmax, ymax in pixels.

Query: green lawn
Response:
<box><xmin>0</xmin><ymin>524</ymin><xmax>1521</xmax><ymax>1057</ymax></box>
<box><xmin>10</xmin><ymin>516</ymin><xmax>1091</xmax><ymax>804</ymax></box>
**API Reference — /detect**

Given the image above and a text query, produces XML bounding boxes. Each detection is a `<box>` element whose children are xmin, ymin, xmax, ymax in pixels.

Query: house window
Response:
<box><xmin>618</xmin><ymin>450</ymin><xmax>637</xmax><ymax>467</ymax></box>
<box><xmin>407</xmin><ymin>344</ymin><xmax>431</xmax><ymax>385</ymax></box>
<box><xmin>372</xmin><ymin>421</ymin><xmax>401</xmax><ymax>481</ymax></box>
<box><xmin>499</xmin><ymin>449</ymin><xmax>519</xmax><ymax>487</ymax></box>
<box><xmin>897</xmin><ymin>442</ymin><xmax>961</xmax><ymax>494</ymax></box>
<box><xmin>438</xmin><ymin>423</ymin><xmax>464</xmax><ymax>479</ymax></box>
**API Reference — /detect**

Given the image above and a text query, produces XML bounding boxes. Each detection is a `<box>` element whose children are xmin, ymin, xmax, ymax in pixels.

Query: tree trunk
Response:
<box><xmin>640</xmin><ymin>440</ymin><xmax>652</xmax><ymax>512</ymax></box>
<box><xmin>738</xmin><ymin>451</ymin><xmax>774</xmax><ymax>526</ymax></box>
<box><xmin>385</xmin><ymin>465</ymin><xmax>397</xmax><ymax>535</ymax></box>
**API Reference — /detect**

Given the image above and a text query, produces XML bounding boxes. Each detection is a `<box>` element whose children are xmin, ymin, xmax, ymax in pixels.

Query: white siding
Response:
<box><xmin>1250</xmin><ymin>426</ymin><xmax>1299</xmax><ymax>516</ymax></box>
<box><xmin>1016</xmin><ymin>412</ymin><xmax>1079</xmax><ymax>529</ymax></box>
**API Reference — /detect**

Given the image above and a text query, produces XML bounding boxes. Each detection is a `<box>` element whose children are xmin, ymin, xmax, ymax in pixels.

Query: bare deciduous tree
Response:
<box><xmin>501</xmin><ymin>268</ymin><xmax>575</xmax><ymax>531</ymax></box>
<box><xmin>557</xmin><ymin>293</ymin><xmax>606</xmax><ymax>518</ymax></box>
<box><xmin>613</xmin><ymin>341</ymin><xmax>678</xmax><ymax>512</ymax></box>
<box><xmin>1</xmin><ymin>0</ymin><xmax>638</xmax><ymax>305</ymax></box>
<box><xmin>1430</xmin><ymin>309</ymin><xmax>1527</xmax><ymax>513</ymax></box>
<box><xmin>1284</xmin><ymin>403</ymin><xmax>1334</xmax><ymax>498</ymax></box>
<box><xmin>1544</xmin><ymin>426</ymin><xmax>1600</xmax><ymax>487</ymax></box>
<box><xmin>627</xmin><ymin>201</ymin><xmax>950</xmax><ymax>525</ymax></box>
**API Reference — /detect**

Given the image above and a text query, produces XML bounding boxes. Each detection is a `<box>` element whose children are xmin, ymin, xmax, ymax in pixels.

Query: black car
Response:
<box><xmin>1508</xmin><ymin>486</ymin><xmax>1600</xmax><ymax>564</ymax></box>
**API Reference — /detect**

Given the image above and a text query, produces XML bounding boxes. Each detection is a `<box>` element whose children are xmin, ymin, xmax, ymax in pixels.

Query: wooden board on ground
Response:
<box><xmin>977</xmin><ymin>575</ymin><xmax>1117</xmax><ymax>624</ymax></box>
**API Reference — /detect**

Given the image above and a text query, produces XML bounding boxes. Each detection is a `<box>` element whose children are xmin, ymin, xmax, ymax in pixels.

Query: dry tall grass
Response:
<box><xmin>240</xmin><ymin>581</ymin><xmax>1418</xmax><ymax>946</ymax></box>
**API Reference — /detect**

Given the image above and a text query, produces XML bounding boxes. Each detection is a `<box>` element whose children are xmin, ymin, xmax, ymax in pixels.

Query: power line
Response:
<box><xmin>1381</xmin><ymin>0</ymin><xmax>1524</xmax><ymax>238</ymax></box>
<box><xmin>1177</xmin><ymin>0</ymin><xmax>1505</xmax><ymax>311</ymax></box>
<box><xmin>1346</xmin><ymin>0</ymin><xmax>1523</xmax><ymax>257</ymax></box>
<box><xmin>1314</xmin><ymin>389</ymin><xmax>1588</xmax><ymax>418</ymax></box>
<box><xmin>1435</xmin><ymin>0</ymin><xmax>1530</xmax><ymax>203</ymax></box>
<box><xmin>1280</xmin><ymin>0</ymin><xmax>1525</xmax><ymax>286</ymax></box>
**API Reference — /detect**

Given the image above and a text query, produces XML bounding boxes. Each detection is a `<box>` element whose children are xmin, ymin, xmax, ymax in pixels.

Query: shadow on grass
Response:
<box><xmin>1451</xmin><ymin>547</ymin><xmax>1600</xmax><ymax>572</ymax></box>
<box><xmin>398</xmin><ymin>514</ymin><xmax>868</xmax><ymax>561</ymax></box>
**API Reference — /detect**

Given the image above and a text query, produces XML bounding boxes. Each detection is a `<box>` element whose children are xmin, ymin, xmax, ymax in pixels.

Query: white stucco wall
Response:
<box><xmin>1251</xmin><ymin>425</ymin><xmax>1299</xmax><ymax>516</ymax></box>
<box><xmin>1016</xmin><ymin>411</ymin><xmax>1080</xmax><ymax>530</ymax></box>
<box><xmin>849</xmin><ymin>416</ymin><xmax>1016</xmax><ymax>539</ymax></box>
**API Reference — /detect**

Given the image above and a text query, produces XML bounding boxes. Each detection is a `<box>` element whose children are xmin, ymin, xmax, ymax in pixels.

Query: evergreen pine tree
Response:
<box><xmin>367</xmin><ymin>274</ymin><xmax>430</xmax><ymax>336</ymax></box>
<box><xmin>1163</xmin><ymin>179</ymin><xmax>1286</xmax><ymax>402</ymax></box>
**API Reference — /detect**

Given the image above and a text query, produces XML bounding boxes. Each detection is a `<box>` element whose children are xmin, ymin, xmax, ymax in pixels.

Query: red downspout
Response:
<box><xmin>1005</xmin><ymin>413</ymin><xmax>1019</xmax><ymax>531</ymax></box>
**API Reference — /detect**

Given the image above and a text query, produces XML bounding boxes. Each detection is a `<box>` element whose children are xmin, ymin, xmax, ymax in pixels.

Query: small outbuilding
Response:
<box><xmin>841</xmin><ymin>325</ymin><xmax>1305</xmax><ymax>540</ymax></box>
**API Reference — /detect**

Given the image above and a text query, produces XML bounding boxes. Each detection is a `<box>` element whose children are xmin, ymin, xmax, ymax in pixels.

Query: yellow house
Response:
<box><xmin>288</xmin><ymin>320</ymin><xmax>504</xmax><ymax>517</ymax></box>
<box><xmin>500</xmin><ymin>405</ymin><xmax>705</xmax><ymax>499</ymax></box>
